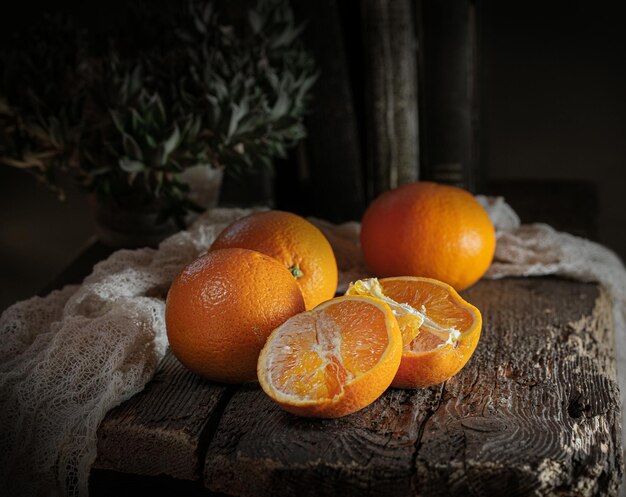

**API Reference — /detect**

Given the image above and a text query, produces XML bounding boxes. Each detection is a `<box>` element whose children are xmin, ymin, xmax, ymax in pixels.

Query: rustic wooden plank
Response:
<box><xmin>204</xmin><ymin>384</ymin><xmax>442</xmax><ymax>497</ymax></box>
<box><xmin>416</xmin><ymin>278</ymin><xmax>622</xmax><ymax>496</ymax></box>
<box><xmin>203</xmin><ymin>278</ymin><xmax>622</xmax><ymax>496</ymax></box>
<box><xmin>94</xmin><ymin>350</ymin><xmax>230</xmax><ymax>481</ymax></box>
<box><xmin>362</xmin><ymin>0</ymin><xmax>419</xmax><ymax>198</ymax></box>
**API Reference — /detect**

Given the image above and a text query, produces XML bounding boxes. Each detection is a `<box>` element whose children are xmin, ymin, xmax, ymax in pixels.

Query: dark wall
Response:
<box><xmin>481</xmin><ymin>0</ymin><xmax>626</xmax><ymax>258</ymax></box>
<box><xmin>1</xmin><ymin>0</ymin><xmax>626</xmax><ymax>311</ymax></box>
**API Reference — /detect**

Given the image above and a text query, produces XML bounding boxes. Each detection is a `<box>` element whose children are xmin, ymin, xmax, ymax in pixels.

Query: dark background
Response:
<box><xmin>1</xmin><ymin>0</ymin><xmax>625</xmax><ymax>311</ymax></box>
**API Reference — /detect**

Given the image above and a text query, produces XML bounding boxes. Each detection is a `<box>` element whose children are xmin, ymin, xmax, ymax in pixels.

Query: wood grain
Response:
<box><xmin>204</xmin><ymin>384</ymin><xmax>442</xmax><ymax>497</ymax></box>
<box><xmin>94</xmin><ymin>350</ymin><xmax>230</xmax><ymax>480</ymax></box>
<box><xmin>92</xmin><ymin>279</ymin><xmax>622</xmax><ymax>495</ymax></box>
<box><xmin>416</xmin><ymin>278</ymin><xmax>622</xmax><ymax>496</ymax></box>
<box><xmin>362</xmin><ymin>0</ymin><xmax>419</xmax><ymax>198</ymax></box>
<box><xmin>203</xmin><ymin>278</ymin><xmax>622</xmax><ymax>496</ymax></box>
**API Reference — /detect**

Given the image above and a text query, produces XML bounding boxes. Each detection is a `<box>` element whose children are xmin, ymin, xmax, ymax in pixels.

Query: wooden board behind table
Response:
<box><xmin>93</xmin><ymin>278</ymin><xmax>623</xmax><ymax>497</ymax></box>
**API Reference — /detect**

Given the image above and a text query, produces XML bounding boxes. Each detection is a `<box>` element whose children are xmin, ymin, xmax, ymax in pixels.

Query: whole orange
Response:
<box><xmin>210</xmin><ymin>210</ymin><xmax>338</xmax><ymax>310</ymax></box>
<box><xmin>360</xmin><ymin>182</ymin><xmax>495</xmax><ymax>291</ymax></box>
<box><xmin>165</xmin><ymin>248</ymin><xmax>305</xmax><ymax>383</ymax></box>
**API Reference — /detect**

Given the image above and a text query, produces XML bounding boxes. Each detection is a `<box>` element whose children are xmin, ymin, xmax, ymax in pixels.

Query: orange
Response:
<box><xmin>360</xmin><ymin>181</ymin><xmax>495</xmax><ymax>291</ymax></box>
<box><xmin>165</xmin><ymin>248</ymin><xmax>305</xmax><ymax>383</ymax></box>
<box><xmin>346</xmin><ymin>277</ymin><xmax>481</xmax><ymax>388</ymax></box>
<box><xmin>257</xmin><ymin>296</ymin><xmax>402</xmax><ymax>418</ymax></box>
<box><xmin>210</xmin><ymin>210</ymin><xmax>338</xmax><ymax>310</ymax></box>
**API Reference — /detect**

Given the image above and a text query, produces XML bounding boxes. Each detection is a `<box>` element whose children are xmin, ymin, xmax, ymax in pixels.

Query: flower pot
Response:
<box><xmin>180</xmin><ymin>165</ymin><xmax>224</xmax><ymax>224</ymax></box>
<box><xmin>92</xmin><ymin>166</ymin><xmax>223</xmax><ymax>249</ymax></box>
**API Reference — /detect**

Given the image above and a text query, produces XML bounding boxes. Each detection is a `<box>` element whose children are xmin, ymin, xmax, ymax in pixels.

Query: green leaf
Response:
<box><xmin>213</xmin><ymin>79</ymin><xmax>228</xmax><ymax>101</ymax></box>
<box><xmin>130</xmin><ymin>108</ymin><xmax>144</xmax><ymax>130</ymax></box>
<box><xmin>227</xmin><ymin>101</ymin><xmax>248</xmax><ymax>139</ymax></box>
<box><xmin>270</xmin><ymin>23</ymin><xmax>305</xmax><ymax>49</ymax></box>
<box><xmin>188</xmin><ymin>116</ymin><xmax>202</xmax><ymax>139</ymax></box>
<box><xmin>202</xmin><ymin>2</ymin><xmax>214</xmax><ymax>24</ymax></box>
<box><xmin>269</xmin><ymin>91</ymin><xmax>290</xmax><ymax>121</ymax></box>
<box><xmin>248</xmin><ymin>10</ymin><xmax>264</xmax><ymax>33</ymax></box>
<box><xmin>129</xmin><ymin>64</ymin><xmax>143</xmax><ymax>96</ymax></box>
<box><xmin>265</xmin><ymin>69</ymin><xmax>280</xmax><ymax>90</ymax></box>
<box><xmin>163</xmin><ymin>124</ymin><xmax>181</xmax><ymax>156</ymax></box>
<box><xmin>110</xmin><ymin>110</ymin><xmax>125</xmax><ymax>134</ymax></box>
<box><xmin>154</xmin><ymin>95</ymin><xmax>167</xmax><ymax>127</ymax></box>
<box><xmin>296</xmin><ymin>73</ymin><xmax>318</xmax><ymax>103</ymax></box>
<box><xmin>145</xmin><ymin>134</ymin><xmax>157</xmax><ymax>148</ymax></box>
<box><xmin>122</xmin><ymin>133</ymin><xmax>143</xmax><ymax>160</ymax></box>
<box><xmin>154</xmin><ymin>170</ymin><xmax>165</xmax><ymax>196</ymax></box>
<box><xmin>119</xmin><ymin>158</ymin><xmax>145</xmax><ymax>172</ymax></box>
<box><xmin>274</xmin><ymin>141</ymin><xmax>286</xmax><ymax>159</ymax></box>
<box><xmin>194</xmin><ymin>15</ymin><xmax>207</xmax><ymax>35</ymax></box>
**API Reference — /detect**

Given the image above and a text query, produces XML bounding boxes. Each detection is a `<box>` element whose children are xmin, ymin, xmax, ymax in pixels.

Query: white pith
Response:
<box><xmin>347</xmin><ymin>278</ymin><xmax>468</xmax><ymax>350</ymax></box>
<box><xmin>260</xmin><ymin>297</ymin><xmax>393</xmax><ymax>405</ymax></box>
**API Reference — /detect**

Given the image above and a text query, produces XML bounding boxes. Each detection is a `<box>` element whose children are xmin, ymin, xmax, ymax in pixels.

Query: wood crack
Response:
<box><xmin>95</xmin><ymin>279</ymin><xmax>622</xmax><ymax>496</ymax></box>
<box><xmin>411</xmin><ymin>382</ymin><xmax>446</xmax><ymax>492</ymax></box>
<box><xmin>194</xmin><ymin>385</ymin><xmax>236</xmax><ymax>478</ymax></box>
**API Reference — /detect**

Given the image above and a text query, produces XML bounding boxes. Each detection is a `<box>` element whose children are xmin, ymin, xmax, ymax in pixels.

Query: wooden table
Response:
<box><xmin>87</xmin><ymin>276</ymin><xmax>623</xmax><ymax>496</ymax></box>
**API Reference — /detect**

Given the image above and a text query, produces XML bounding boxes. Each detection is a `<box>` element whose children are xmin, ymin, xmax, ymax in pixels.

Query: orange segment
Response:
<box><xmin>257</xmin><ymin>296</ymin><xmax>402</xmax><ymax>418</ymax></box>
<box><xmin>347</xmin><ymin>279</ymin><xmax>424</xmax><ymax>345</ymax></box>
<box><xmin>346</xmin><ymin>277</ymin><xmax>481</xmax><ymax>388</ymax></box>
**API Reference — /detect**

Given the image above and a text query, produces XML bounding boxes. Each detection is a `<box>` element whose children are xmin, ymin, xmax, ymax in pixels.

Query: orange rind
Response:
<box><xmin>347</xmin><ymin>277</ymin><xmax>481</xmax><ymax>388</ymax></box>
<box><xmin>257</xmin><ymin>295</ymin><xmax>402</xmax><ymax>417</ymax></box>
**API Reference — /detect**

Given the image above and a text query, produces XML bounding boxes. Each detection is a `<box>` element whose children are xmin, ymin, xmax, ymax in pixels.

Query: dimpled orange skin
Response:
<box><xmin>360</xmin><ymin>182</ymin><xmax>496</xmax><ymax>291</ymax></box>
<box><xmin>210</xmin><ymin>210</ymin><xmax>338</xmax><ymax>310</ymax></box>
<box><xmin>165</xmin><ymin>248</ymin><xmax>305</xmax><ymax>383</ymax></box>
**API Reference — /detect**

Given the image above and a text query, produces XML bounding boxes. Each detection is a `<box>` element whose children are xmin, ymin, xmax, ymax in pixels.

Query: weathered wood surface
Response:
<box><xmin>95</xmin><ymin>278</ymin><xmax>623</xmax><ymax>496</ymax></box>
<box><xmin>94</xmin><ymin>351</ymin><xmax>230</xmax><ymax>480</ymax></box>
<box><xmin>362</xmin><ymin>0</ymin><xmax>419</xmax><ymax>198</ymax></box>
<box><xmin>204</xmin><ymin>384</ymin><xmax>442</xmax><ymax>497</ymax></box>
<box><xmin>416</xmin><ymin>278</ymin><xmax>622</xmax><ymax>496</ymax></box>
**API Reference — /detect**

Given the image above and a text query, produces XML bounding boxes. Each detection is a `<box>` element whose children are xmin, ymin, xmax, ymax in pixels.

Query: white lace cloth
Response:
<box><xmin>1</xmin><ymin>199</ymin><xmax>624</xmax><ymax>496</ymax></box>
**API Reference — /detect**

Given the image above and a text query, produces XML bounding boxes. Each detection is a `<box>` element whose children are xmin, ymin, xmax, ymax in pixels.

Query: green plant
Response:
<box><xmin>0</xmin><ymin>13</ymin><xmax>86</xmax><ymax>200</ymax></box>
<box><xmin>82</xmin><ymin>57</ymin><xmax>209</xmax><ymax>222</ymax></box>
<box><xmin>177</xmin><ymin>0</ymin><xmax>316</xmax><ymax>173</ymax></box>
<box><xmin>0</xmin><ymin>0</ymin><xmax>316</xmax><ymax>226</ymax></box>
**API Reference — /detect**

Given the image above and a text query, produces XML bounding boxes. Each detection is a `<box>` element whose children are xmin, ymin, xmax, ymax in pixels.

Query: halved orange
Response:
<box><xmin>257</xmin><ymin>296</ymin><xmax>402</xmax><ymax>418</ymax></box>
<box><xmin>346</xmin><ymin>277</ymin><xmax>481</xmax><ymax>388</ymax></box>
